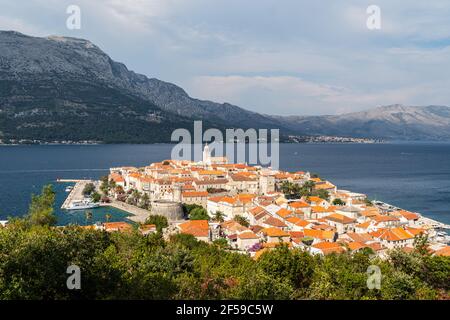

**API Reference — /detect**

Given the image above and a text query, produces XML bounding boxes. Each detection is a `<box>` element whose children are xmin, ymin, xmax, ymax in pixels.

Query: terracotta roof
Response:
<box><xmin>289</xmin><ymin>231</ymin><xmax>305</xmax><ymax>238</ymax></box>
<box><xmin>262</xmin><ymin>227</ymin><xmax>289</xmax><ymax>238</ymax></box>
<box><xmin>238</xmin><ymin>231</ymin><xmax>259</xmax><ymax>240</ymax></box>
<box><xmin>307</xmin><ymin>196</ymin><xmax>325</xmax><ymax>203</ymax></box>
<box><xmin>404</xmin><ymin>227</ymin><xmax>426</xmax><ymax>236</ymax></box>
<box><xmin>346</xmin><ymin>232</ymin><xmax>374</xmax><ymax>243</ymax></box>
<box><xmin>314</xmin><ymin>182</ymin><xmax>335</xmax><ymax>190</ymax></box>
<box><xmin>372</xmin><ymin>215</ymin><xmax>400</xmax><ymax>223</ymax></box>
<box><xmin>264</xmin><ymin>216</ymin><xmax>287</xmax><ymax>228</ymax></box>
<box><xmin>276</xmin><ymin>208</ymin><xmax>293</xmax><ymax>219</ymax></box>
<box><xmin>356</xmin><ymin>221</ymin><xmax>372</xmax><ymax>229</ymax></box>
<box><xmin>250</xmin><ymin>225</ymin><xmax>264</xmax><ymax>233</ymax></box>
<box><xmin>221</xmin><ymin>220</ymin><xmax>248</xmax><ymax>233</ymax></box>
<box><xmin>366</xmin><ymin>242</ymin><xmax>383</xmax><ymax>251</ymax></box>
<box><xmin>198</xmin><ymin>170</ymin><xmax>226</xmax><ymax>175</ymax></box>
<box><xmin>178</xmin><ymin>220</ymin><xmax>209</xmax><ymax>238</ymax></box>
<box><xmin>230</xmin><ymin>174</ymin><xmax>257</xmax><ymax>182</ymax></box>
<box><xmin>104</xmin><ymin>222</ymin><xmax>133</xmax><ymax>232</ymax></box>
<box><xmin>304</xmin><ymin>228</ymin><xmax>335</xmax><ymax>240</ymax></box>
<box><xmin>312</xmin><ymin>241</ymin><xmax>345</xmax><ymax>254</ymax></box>
<box><xmin>288</xmin><ymin>201</ymin><xmax>310</xmax><ymax>209</ymax></box>
<box><xmin>182</xmin><ymin>191</ymin><xmax>209</xmax><ymax>197</ymax></box>
<box><xmin>325</xmin><ymin>213</ymin><xmax>356</xmax><ymax>224</ymax></box>
<box><xmin>347</xmin><ymin>241</ymin><xmax>366</xmax><ymax>251</ymax></box>
<box><xmin>395</xmin><ymin>210</ymin><xmax>420</xmax><ymax>221</ymax></box>
<box><xmin>434</xmin><ymin>246</ymin><xmax>450</xmax><ymax>257</ymax></box>
<box><xmin>248</xmin><ymin>206</ymin><xmax>266</xmax><ymax>217</ymax></box>
<box><xmin>371</xmin><ymin>227</ymin><xmax>414</xmax><ymax>241</ymax></box>
<box><xmin>311</xmin><ymin>206</ymin><xmax>332</xmax><ymax>213</ymax></box>
<box><xmin>110</xmin><ymin>173</ymin><xmax>125</xmax><ymax>183</ymax></box>
<box><xmin>195</xmin><ymin>179</ymin><xmax>229</xmax><ymax>185</ymax></box>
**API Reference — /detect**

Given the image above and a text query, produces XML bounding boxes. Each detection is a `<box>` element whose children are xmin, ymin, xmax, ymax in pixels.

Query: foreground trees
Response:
<box><xmin>0</xmin><ymin>221</ymin><xmax>448</xmax><ymax>300</ymax></box>
<box><xmin>0</xmin><ymin>186</ymin><xmax>448</xmax><ymax>300</ymax></box>
<box><xmin>26</xmin><ymin>184</ymin><xmax>57</xmax><ymax>226</ymax></box>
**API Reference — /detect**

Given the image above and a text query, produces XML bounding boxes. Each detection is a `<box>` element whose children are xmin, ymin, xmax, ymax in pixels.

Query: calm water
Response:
<box><xmin>0</xmin><ymin>143</ymin><xmax>449</xmax><ymax>225</ymax></box>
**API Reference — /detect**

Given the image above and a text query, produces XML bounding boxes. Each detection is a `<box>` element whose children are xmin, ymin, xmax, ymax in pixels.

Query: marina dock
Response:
<box><xmin>59</xmin><ymin>179</ymin><xmax>150</xmax><ymax>223</ymax></box>
<box><xmin>60</xmin><ymin>180</ymin><xmax>93</xmax><ymax>209</ymax></box>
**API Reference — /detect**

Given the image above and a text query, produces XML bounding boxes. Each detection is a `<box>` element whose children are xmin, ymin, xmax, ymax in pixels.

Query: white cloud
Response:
<box><xmin>187</xmin><ymin>75</ymin><xmax>448</xmax><ymax>115</ymax></box>
<box><xmin>1</xmin><ymin>0</ymin><xmax>450</xmax><ymax>115</ymax></box>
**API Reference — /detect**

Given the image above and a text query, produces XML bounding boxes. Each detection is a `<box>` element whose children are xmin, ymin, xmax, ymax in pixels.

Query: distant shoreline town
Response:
<box><xmin>59</xmin><ymin>145</ymin><xmax>449</xmax><ymax>259</ymax></box>
<box><xmin>0</xmin><ymin>135</ymin><xmax>383</xmax><ymax>145</ymax></box>
<box><xmin>286</xmin><ymin>135</ymin><xmax>383</xmax><ymax>144</ymax></box>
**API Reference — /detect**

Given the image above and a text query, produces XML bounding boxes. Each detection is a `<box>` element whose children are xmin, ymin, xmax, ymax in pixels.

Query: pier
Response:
<box><xmin>60</xmin><ymin>180</ymin><xmax>93</xmax><ymax>209</ymax></box>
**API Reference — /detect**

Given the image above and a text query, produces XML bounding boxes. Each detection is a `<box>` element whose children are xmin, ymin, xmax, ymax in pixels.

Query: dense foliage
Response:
<box><xmin>145</xmin><ymin>215</ymin><xmax>169</xmax><ymax>232</ymax></box>
<box><xmin>0</xmin><ymin>224</ymin><xmax>448</xmax><ymax>300</ymax></box>
<box><xmin>0</xmin><ymin>185</ymin><xmax>448</xmax><ymax>300</ymax></box>
<box><xmin>184</xmin><ymin>204</ymin><xmax>209</xmax><ymax>221</ymax></box>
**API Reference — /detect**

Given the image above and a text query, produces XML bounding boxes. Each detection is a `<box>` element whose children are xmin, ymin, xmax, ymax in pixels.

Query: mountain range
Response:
<box><xmin>1</xmin><ymin>30</ymin><xmax>450</xmax><ymax>143</ymax></box>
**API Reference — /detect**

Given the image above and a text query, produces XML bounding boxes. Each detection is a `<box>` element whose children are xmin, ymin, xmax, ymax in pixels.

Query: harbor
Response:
<box><xmin>60</xmin><ymin>179</ymin><xmax>95</xmax><ymax>210</ymax></box>
<box><xmin>59</xmin><ymin>179</ymin><xmax>150</xmax><ymax>224</ymax></box>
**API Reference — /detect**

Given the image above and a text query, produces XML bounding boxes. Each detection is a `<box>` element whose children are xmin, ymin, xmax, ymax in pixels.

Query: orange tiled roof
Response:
<box><xmin>104</xmin><ymin>222</ymin><xmax>133</xmax><ymax>232</ymax></box>
<box><xmin>182</xmin><ymin>191</ymin><xmax>209</xmax><ymax>198</ymax></box>
<box><xmin>312</xmin><ymin>241</ymin><xmax>344</xmax><ymax>254</ymax></box>
<box><xmin>262</xmin><ymin>227</ymin><xmax>289</xmax><ymax>238</ymax></box>
<box><xmin>372</xmin><ymin>227</ymin><xmax>414</xmax><ymax>242</ymax></box>
<box><xmin>248</xmin><ymin>206</ymin><xmax>266</xmax><ymax>217</ymax></box>
<box><xmin>372</xmin><ymin>215</ymin><xmax>400</xmax><ymax>223</ymax></box>
<box><xmin>311</xmin><ymin>206</ymin><xmax>332</xmax><ymax>213</ymax></box>
<box><xmin>304</xmin><ymin>228</ymin><xmax>335</xmax><ymax>240</ymax></box>
<box><xmin>289</xmin><ymin>231</ymin><xmax>305</xmax><ymax>238</ymax></box>
<box><xmin>264</xmin><ymin>216</ymin><xmax>287</xmax><ymax>228</ymax></box>
<box><xmin>238</xmin><ymin>231</ymin><xmax>259</xmax><ymax>239</ymax></box>
<box><xmin>356</xmin><ymin>221</ymin><xmax>372</xmax><ymax>229</ymax></box>
<box><xmin>347</xmin><ymin>241</ymin><xmax>366</xmax><ymax>251</ymax></box>
<box><xmin>110</xmin><ymin>173</ymin><xmax>125</xmax><ymax>183</ymax></box>
<box><xmin>289</xmin><ymin>201</ymin><xmax>310</xmax><ymax>209</ymax></box>
<box><xmin>346</xmin><ymin>232</ymin><xmax>374</xmax><ymax>243</ymax></box>
<box><xmin>276</xmin><ymin>208</ymin><xmax>293</xmax><ymax>219</ymax></box>
<box><xmin>198</xmin><ymin>170</ymin><xmax>226</xmax><ymax>175</ymax></box>
<box><xmin>314</xmin><ymin>182</ymin><xmax>335</xmax><ymax>190</ymax></box>
<box><xmin>395</xmin><ymin>210</ymin><xmax>420</xmax><ymax>221</ymax></box>
<box><xmin>178</xmin><ymin>220</ymin><xmax>209</xmax><ymax>238</ymax></box>
<box><xmin>308</xmin><ymin>196</ymin><xmax>325</xmax><ymax>203</ymax></box>
<box><xmin>434</xmin><ymin>246</ymin><xmax>450</xmax><ymax>257</ymax></box>
<box><xmin>325</xmin><ymin>213</ymin><xmax>356</xmax><ymax>224</ymax></box>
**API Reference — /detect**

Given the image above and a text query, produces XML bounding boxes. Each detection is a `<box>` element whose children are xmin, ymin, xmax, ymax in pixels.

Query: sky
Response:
<box><xmin>1</xmin><ymin>0</ymin><xmax>450</xmax><ymax>115</ymax></box>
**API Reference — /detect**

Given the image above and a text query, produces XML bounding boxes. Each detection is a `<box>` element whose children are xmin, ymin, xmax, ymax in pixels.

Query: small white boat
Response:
<box><xmin>66</xmin><ymin>200</ymin><xmax>99</xmax><ymax>210</ymax></box>
<box><xmin>65</xmin><ymin>186</ymin><xmax>74</xmax><ymax>192</ymax></box>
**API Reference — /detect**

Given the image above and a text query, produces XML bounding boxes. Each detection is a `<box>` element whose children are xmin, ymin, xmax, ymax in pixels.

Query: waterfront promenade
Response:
<box><xmin>101</xmin><ymin>200</ymin><xmax>150</xmax><ymax>223</ymax></box>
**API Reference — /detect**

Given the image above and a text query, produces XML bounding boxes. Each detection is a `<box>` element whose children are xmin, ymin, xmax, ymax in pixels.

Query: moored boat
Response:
<box><xmin>66</xmin><ymin>200</ymin><xmax>99</xmax><ymax>210</ymax></box>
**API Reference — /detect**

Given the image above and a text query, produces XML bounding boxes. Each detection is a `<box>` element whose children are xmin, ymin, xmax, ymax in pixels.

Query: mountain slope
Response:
<box><xmin>0</xmin><ymin>31</ymin><xmax>282</xmax><ymax>144</ymax></box>
<box><xmin>272</xmin><ymin>104</ymin><xmax>450</xmax><ymax>141</ymax></box>
<box><xmin>1</xmin><ymin>31</ymin><xmax>450</xmax><ymax>142</ymax></box>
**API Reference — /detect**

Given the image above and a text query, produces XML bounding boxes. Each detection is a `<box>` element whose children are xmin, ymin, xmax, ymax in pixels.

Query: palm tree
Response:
<box><xmin>105</xmin><ymin>213</ymin><xmax>112</xmax><ymax>223</ymax></box>
<box><xmin>213</xmin><ymin>211</ymin><xmax>225</xmax><ymax>223</ymax></box>
<box><xmin>140</xmin><ymin>193</ymin><xmax>150</xmax><ymax>209</ymax></box>
<box><xmin>85</xmin><ymin>211</ymin><xmax>93</xmax><ymax>224</ymax></box>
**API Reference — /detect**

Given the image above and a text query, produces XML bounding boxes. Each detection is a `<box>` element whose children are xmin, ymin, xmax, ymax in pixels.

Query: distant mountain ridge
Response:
<box><xmin>272</xmin><ymin>104</ymin><xmax>450</xmax><ymax>141</ymax></box>
<box><xmin>1</xmin><ymin>30</ymin><xmax>450</xmax><ymax>142</ymax></box>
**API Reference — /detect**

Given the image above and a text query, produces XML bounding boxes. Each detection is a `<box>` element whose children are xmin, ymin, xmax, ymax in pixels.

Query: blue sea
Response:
<box><xmin>0</xmin><ymin>143</ymin><xmax>449</xmax><ymax>225</ymax></box>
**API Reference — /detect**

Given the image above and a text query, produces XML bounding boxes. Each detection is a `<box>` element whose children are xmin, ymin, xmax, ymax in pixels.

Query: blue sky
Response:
<box><xmin>1</xmin><ymin>0</ymin><xmax>450</xmax><ymax>115</ymax></box>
